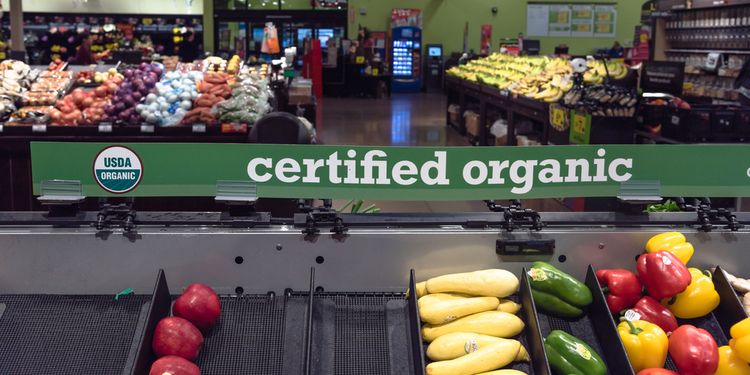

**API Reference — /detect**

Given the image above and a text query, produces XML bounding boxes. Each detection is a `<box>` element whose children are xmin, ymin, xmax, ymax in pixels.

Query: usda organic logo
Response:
<box><xmin>93</xmin><ymin>146</ymin><xmax>143</xmax><ymax>194</ymax></box>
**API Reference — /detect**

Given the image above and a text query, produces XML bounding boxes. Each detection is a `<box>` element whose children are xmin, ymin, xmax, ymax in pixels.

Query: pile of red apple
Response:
<box><xmin>150</xmin><ymin>283</ymin><xmax>221</xmax><ymax>375</ymax></box>
<box><xmin>49</xmin><ymin>76</ymin><xmax>122</xmax><ymax>126</ymax></box>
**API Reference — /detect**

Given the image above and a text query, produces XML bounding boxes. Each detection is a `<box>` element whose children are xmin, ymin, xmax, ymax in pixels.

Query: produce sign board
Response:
<box><xmin>31</xmin><ymin>142</ymin><xmax>750</xmax><ymax>200</ymax></box>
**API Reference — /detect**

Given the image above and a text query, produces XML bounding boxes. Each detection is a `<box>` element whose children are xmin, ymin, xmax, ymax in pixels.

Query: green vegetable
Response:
<box><xmin>645</xmin><ymin>199</ymin><xmax>680</xmax><ymax>213</ymax></box>
<box><xmin>545</xmin><ymin>330</ymin><xmax>607</xmax><ymax>375</ymax></box>
<box><xmin>531</xmin><ymin>289</ymin><xmax>583</xmax><ymax>318</ymax></box>
<box><xmin>528</xmin><ymin>261</ymin><xmax>592</xmax><ymax>317</ymax></box>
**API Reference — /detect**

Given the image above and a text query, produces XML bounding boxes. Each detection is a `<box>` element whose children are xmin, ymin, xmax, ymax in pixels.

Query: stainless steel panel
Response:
<box><xmin>0</xmin><ymin>225</ymin><xmax>748</xmax><ymax>294</ymax></box>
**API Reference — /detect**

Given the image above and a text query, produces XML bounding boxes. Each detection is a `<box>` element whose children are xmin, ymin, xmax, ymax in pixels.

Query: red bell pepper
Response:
<box><xmin>636</xmin><ymin>251</ymin><xmax>691</xmax><ymax>300</ymax></box>
<box><xmin>636</xmin><ymin>369</ymin><xmax>678</xmax><ymax>375</ymax></box>
<box><xmin>630</xmin><ymin>296</ymin><xmax>678</xmax><ymax>333</ymax></box>
<box><xmin>668</xmin><ymin>325</ymin><xmax>719</xmax><ymax>375</ymax></box>
<box><xmin>596</xmin><ymin>268</ymin><xmax>642</xmax><ymax>314</ymax></box>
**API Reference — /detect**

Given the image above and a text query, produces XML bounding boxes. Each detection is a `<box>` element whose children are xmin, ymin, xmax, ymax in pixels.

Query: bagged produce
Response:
<box><xmin>105</xmin><ymin>63</ymin><xmax>163</xmax><ymax>125</ymax></box>
<box><xmin>137</xmin><ymin>70</ymin><xmax>202</xmax><ymax>126</ymax></box>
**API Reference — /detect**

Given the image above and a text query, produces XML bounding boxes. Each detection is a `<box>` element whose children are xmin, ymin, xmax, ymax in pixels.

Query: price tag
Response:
<box><xmin>0</xmin><ymin>125</ymin><xmax>4</xmax><ymax>133</ymax></box>
<box><xmin>98</xmin><ymin>124</ymin><xmax>113</xmax><ymax>133</ymax></box>
<box><xmin>355</xmin><ymin>56</ymin><xmax>365</xmax><ymax>64</ymax></box>
<box><xmin>140</xmin><ymin>124</ymin><xmax>155</xmax><ymax>133</ymax></box>
<box><xmin>32</xmin><ymin>124</ymin><xmax>47</xmax><ymax>133</ymax></box>
<box><xmin>192</xmin><ymin>124</ymin><xmax>206</xmax><ymax>133</ymax></box>
<box><xmin>500</xmin><ymin>90</ymin><xmax>509</xmax><ymax>97</ymax></box>
<box><xmin>671</xmin><ymin>115</ymin><xmax>680</xmax><ymax>125</ymax></box>
<box><xmin>624</xmin><ymin>309</ymin><xmax>641</xmax><ymax>322</ymax></box>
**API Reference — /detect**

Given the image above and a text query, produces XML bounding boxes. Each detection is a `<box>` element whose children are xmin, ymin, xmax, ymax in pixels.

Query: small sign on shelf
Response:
<box><xmin>32</xmin><ymin>124</ymin><xmax>47</xmax><ymax>133</ymax></box>
<box><xmin>192</xmin><ymin>124</ymin><xmax>207</xmax><ymax>133</ymax></box>
<box><xmin>140</xmin><ymin>124</ymin><xmax>155</xmax><ymax>134</ymax></box>
<box><xmin>98</xmin><ymin>123</ymin><xmax>113</xmax><ymax>133</ymax></box>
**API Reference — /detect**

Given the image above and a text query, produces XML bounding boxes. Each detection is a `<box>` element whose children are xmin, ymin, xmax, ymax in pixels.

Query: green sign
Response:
<box><xmin>569</xmin><ymin>111</ymin><xmax>592</xmax><ymax>144</ymax></box>
<box><xmin>30</xmin><ymin>142</ymin><xmax>750</xmax><ymax>200</ymax></box>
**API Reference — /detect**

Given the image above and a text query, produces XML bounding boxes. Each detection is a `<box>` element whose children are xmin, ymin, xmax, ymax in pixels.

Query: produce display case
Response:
<box><xmin>1</xmin><ymin>211</ymin><xmax>749</xmax><ymax>374</ymax></box>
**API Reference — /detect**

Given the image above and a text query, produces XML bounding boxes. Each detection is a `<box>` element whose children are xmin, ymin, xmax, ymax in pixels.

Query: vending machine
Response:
<box><xmin>391</xmin><ymin>26</ymin><xmax>422</xmax><ymax>93</ymax></box>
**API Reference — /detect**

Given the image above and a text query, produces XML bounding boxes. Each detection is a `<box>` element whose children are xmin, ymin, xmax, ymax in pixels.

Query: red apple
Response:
<box><xmin>149</xmin><ymin>355</ymin><xmax>200</xmax><ymax>375</ymax></box>
<box><xmin>173</xmin><ymin>284</ymin><xmax>221</xmax><ymax>332</ymax></box>
<box><xmin>152</xmin><ymin>317</ymin><xmax>204</xmax><ymax>361</ymax></box>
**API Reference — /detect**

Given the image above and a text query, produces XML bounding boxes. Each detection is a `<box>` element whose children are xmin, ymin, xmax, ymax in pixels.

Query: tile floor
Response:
<box><xmin>316</xmin><ymin>93</ymin><xmax>568</xmax><ymax>213</ymax></box>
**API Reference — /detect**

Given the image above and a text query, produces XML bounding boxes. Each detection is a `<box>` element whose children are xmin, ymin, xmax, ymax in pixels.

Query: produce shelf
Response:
<box><xmin>659</xmin><ymin>266</ymin><xmax>748</xmax><ymax>372</ymax></box>
<box><xmin>138</xmin><ymin>270</ymin><xmax>311</xmax><ymax>375</ymax></box>
<box><xmin>195</xmin><ymin>295</ymin><xmax>308</xmax><ymax>375</ymax></box>
<box><xmin>0</xmin><ymin>294</ymin><xmax>150</xmax><ymax>374</ymax></box>
<box><xmin>529</xmin><ymin>266</ymin><xmax>633</xmax><ymax>375</ymax></box>
<box><xmin>310</xmin><ymin>291</ymin><xmax>418</xmax><ymax>375</ymax></box>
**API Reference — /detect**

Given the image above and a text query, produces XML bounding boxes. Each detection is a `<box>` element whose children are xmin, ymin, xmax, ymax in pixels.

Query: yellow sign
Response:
<box><xmin>549</xmin><ymin>105</ymin><xmax>568</xmax><ymax>131</ymax></box>
<box><xmin>372</xmin><ymin>68</ymin><xmax>379</xmax><ymax>76</ymax></box>
<box><xmin>355</xmin><ymin>56</ymin><xmax>365</xmax><ymax>64</ymax></box>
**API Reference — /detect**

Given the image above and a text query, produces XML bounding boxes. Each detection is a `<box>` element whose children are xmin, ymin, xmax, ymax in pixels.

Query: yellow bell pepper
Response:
<box><xmin>645</xmin><ymin>231</ymin><xmax>694</xmax><ymax>265</ymax></box>
<box><xmin>663</xmin><ymin>268</ymin><xmax>720</xmax><ymax>319</ymax></box>
<box><xmin>730</xmin><ymin>318</ymin><xmax>750</xmax><ymax>363</ymax></box>
<box><xmin>716</xmin><ymin>345</ymin><xmax>750</xmax><ymax>375</ymax></box>
<box><xmin>617</xmin><ymin>319</ymin><xmax>668</xmax><ymax>372</ymax></box>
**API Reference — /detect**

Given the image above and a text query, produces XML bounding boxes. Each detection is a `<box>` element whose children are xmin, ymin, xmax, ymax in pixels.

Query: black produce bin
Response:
<box><xmin>588</xmin><ymin>116</ymin><xmax>636</xmax><ymax>144</ymax></box>
<box><xmin>528</xmin><ymin>266</ymin><xmax>633</xmax><ymax>375</ymax></box>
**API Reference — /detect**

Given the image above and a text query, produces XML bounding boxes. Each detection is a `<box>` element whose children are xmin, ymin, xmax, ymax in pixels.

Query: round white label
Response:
<box><xmin>93</xmin><ymin>146</ymin><xmax>143</xmax><ymax>194</ymax></box>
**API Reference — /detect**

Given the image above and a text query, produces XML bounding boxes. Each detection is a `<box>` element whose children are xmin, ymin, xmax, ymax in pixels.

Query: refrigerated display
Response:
<box><xmin>392</xmin><ymin>26</ymin><xmax>422</xmax><ymax>93</ymax></box>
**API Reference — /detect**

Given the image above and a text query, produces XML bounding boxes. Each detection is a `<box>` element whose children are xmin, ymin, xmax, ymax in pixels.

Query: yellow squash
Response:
<box><xmin>415</xmin><ymin>282</ymin><xmax>427</xmax><ymax>298</ymax></box>
<box><xmin>419</xmin><ymin>294</ymin><xmax>500</xmax><ymax>324</ymax></box>
<box><xmin>426</xmin><ymin>332</ymin><xmax>529</xmax><ymax>361</ymax></box>
<box><xmin>497</xmin><ymin>299</ymin><xmax>522</xmax><ymax>314</ymax></box>
<box><xmin>422</xmin><ymin>311</ymin><xmax>525</xmax><ymax>342</ymax></box>
<box><xmin>425</xmin><ymin>269</ymin><xmax>519</xmax><ymax>298</ymax></box>
<box><xmin>477</xmin><ymin>371</ymin><xmax>527</xmax><ymax>375</ymax></box>
<box><xmin>426</xmin><ymin>340</ymin><xmax>523</xmax><ymax>375</ymax></box>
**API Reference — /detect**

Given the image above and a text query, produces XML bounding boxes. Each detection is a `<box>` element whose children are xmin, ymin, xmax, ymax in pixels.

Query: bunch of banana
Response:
<box><xmin>585</xmin><ymin>60</ymin><xmax>629</xmax><ymax>83</ymax></box>
<box><xmin>227</xmin><ymin>55</ymin><xmax>242</xmax><ymax>75</ymax></box>
<box><xmin>414</xmin><ymin>269</ymin><xmax>530</xmax><ymax>375</ymax></box>
<box><xmin>563</xmin><ymin>84</ymin><xmax>638</xmax><ymax>117</ymax></box>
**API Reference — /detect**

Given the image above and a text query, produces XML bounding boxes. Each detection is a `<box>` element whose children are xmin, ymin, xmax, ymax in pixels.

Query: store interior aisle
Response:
<box><xmin>317</xmin><ymin>93</ymin><xmax>466</xmax><ymax>146</ymax></box>
<box><xmin>318</xmin><ymin>92</ymin><xmax>568</xmax><ymax>212</ymax></box>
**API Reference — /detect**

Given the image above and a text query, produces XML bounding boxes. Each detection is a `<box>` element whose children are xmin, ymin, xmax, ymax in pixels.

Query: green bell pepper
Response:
<box><xmin>531</xmin><ymin>289</ymin><xmax>583</xmax><ymax>318</ymax></box>
<box><xmin>545</xmin><ymin>330</ymin><xmax>607</xmax><ymax>375</ymax></box>
<box><xmin>529</xmin><ymin>261</ymin><xmax>592</xmax><ymax>317</ymax></box>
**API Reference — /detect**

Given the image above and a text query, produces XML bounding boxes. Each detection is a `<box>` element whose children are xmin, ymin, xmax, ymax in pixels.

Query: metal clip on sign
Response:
<box><xmin>676</xmin><ymin>197</ymin><xmax>745</xmax><ymax>232</ymax></box>
<box><xmin>485</xmin><ymin>200</ymin><xmax>545</xmax><ymax>232</ymax></box>
<box><xmin>37</xmin><ymin>180</ymin><xmax>86</xmax><ymax>216</ymax></box>
<box><xmin>215</xmin><ymin>180</ymin><xmax>259</xmax><ymax>220</ymax></box>
<box><xmin>301</xmin><ymin>201</ymin><xmax>348</xmax><ymax>236</ymax></box>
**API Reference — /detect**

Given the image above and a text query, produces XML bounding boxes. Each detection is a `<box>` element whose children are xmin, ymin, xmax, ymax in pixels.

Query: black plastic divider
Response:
<box><xmin>713</xmin><ymin>266</ymin><xmax>749</xmax><ymax>337</ymax></box>
<box><xmin>407</xmin><ymin>270</ymin><xmax>427</xmax><ymax>375</ymax></box>
<box><xmin>584</xmin><ymin>266</ymin><xmax>635</xmax><ymax>375</ymax></box>
<box><xmin>130</xmin><ymin>269</ymin><xmax>311</xmax><ymax>375</ymax></box>
<box><xmin>304</xmin><ymin>267</ymin><xmax>315</xmax><ymax>375</ymax></box>
<box><xmin>520</xmin><ymin>268</ymin><xmax>553</xmax><ymax>375</ymax></box>
<box><xmin>308</xmin><ymin>271</ymin><xmax>419</xmax><ymax>375</ymax></box>
<box><xmin>128</xmin><ymin>269</ymin><xmax>171</xmax><ymax>375</ymax></box>
<box><xmin>530</xmin><ymin>266</ymin><xmax>633</xmax><ymax>375</ymax></box>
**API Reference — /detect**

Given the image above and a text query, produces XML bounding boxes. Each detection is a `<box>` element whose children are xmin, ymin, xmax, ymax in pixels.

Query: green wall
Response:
<box><xmin>205</xmin><ymin>1</ymin><xmax>642</xmax><ymax>55</ymax></box>
<box><xmin>347</xmin><ymin>0</ymin><xmax>640</xmax><ymax>55</ymax></box>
